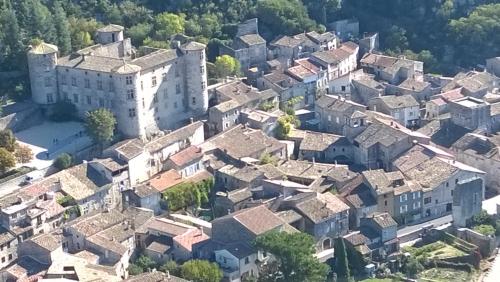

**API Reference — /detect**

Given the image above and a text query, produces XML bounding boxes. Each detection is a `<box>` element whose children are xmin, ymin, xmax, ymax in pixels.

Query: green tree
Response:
<box><xmin>260</xmin><ymin>152</ymin><xmax>278</xmax><ymax>166</ymax></box>
<box><xmin>53</xmin><ymin>1</ymin><xmax>72</xmax><ymax>55</ymax></box>
<box><xmin>334</xmin><ymin>237</ymin><xmax>350</xmax><ymax>281</ymax></box>
<box><xmin>0</xmin><ymin>129</ymin><xmax>16</xmax><ymax>152</ymax></box>
<box><xmin>404</xmin><ymin>257</ymin><xmax>423</xmax><ymax>279</ymax></box>
<box><xmin>255</xmin><ymin>231</ymin><xmax>329</xmax><ymax>282</ymax></box>
<box><xmin>14</xmin><ymin>143</ymin><xmax>33</xmax><ymax>164</ymax></box>
<box><xmin>126</xmin><ymin>23</ymin><xmax>153</xmax><ymax>46</ymax></box>
<box><xmin>0</xmin><ymin>9</ymin><xmax>24</xmax><ymax>69</ymax></box>
<box><xmin>0</xmin><ymin>148</ymin><xmax>15</xmax><ymax>174</ymax></box>
<box><xmin>128</xmin><ymin>263</ymin><xmax>143</xmax><ymax>275</ymax></box>
<box><xmin>214</xmin><ymin>55</ymin><xmax>241</xmax><ymax>78</ymax></box>
<box><xmin>160</xmin><ymin>260</ymin><xmax>180</xmax><ymax>276</ymax></box>
<box><xmin>256</xmin><ymin>0</ymin><xmax>317</xmax><ymax>36</ymax></box>
<box><xmin>50</xmin><ymin>100</ymin><xmax>77</xmax><ymax>122</ymax></box>
<box><xmin>136</xmin><ymin>255</ymin><xmax>156</xmax><ymax>271</ymax></box>
<box><xmin>154</xmin><ymin>12</ymin><xmax>185</xmax><ymax>41</ymax></box>
<box><xmin>473</xmin><ymin>224</ymin><xmax>496</xmax><ymax>236</ymax></box>
<box><xmin>383</xmin><ymin>25</ymin><xmax>409</xmax><ymax>53</ymax></box>
<box><xmin>68</xmin><ymin>17</ymin><xmax>98</xmax><ymax>50</ymax></box>
<box><xmin>180</xmin><ymin>260</ymin><xmax>223</xmax><ymax>282</ymax></box>
<box><xmin>84</xmin><ymin>108</ymin><xmax>116</xmax><ymax>149</ymax></box>
<box><xmin>53</xmin><ymin>153</ymin><xmax>72</xmax><ymax>170</ymax></box>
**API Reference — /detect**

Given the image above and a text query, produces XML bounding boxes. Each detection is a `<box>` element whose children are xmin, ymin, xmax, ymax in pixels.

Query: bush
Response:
<box><xmin>473</xmin><ymin>224</ymin><xmax>495</xmax><ymax>236</ymax></box>
<box><xmin>128</xmin><ymin>263</ymin><xmax>143</xmax><ymax>275</ymax></box>
<box><xmin>50</xmin><ymin>100</ymin><xmax>77</xmax><ymax>122</ymax></box>
<box><xmin>53</xmin><ymin>153</ymin><xmax>72</xmax><ymax>170</ymax></box>
<box><xmin>57</xmin><ymin>195</ymin><xmax>76</xmax><ymax>207</ymax></box>
<box><xmin>163</xmin><ymin>178</ymin><xmax>214</xmax><ymax>211</ymax></box>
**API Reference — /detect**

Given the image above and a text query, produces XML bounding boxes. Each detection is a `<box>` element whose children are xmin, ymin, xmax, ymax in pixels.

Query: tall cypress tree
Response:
<box><xmin>334</xmin><ymin>237</ymin><xmax>351</xmax><ymax>282</ymax></box>
<box><xmin>53</xmin><ymin>1</ymin><xmax>72</xmax><ymax>54</ymax></box>
<box><xmin>0</xmin><ymin>8</ymin><xmax>24</xmax><ymax>70</ymax></box>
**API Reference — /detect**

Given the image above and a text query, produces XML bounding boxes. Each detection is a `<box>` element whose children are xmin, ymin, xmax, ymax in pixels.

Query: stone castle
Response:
<box><xmin>27</xmin><ymin>24</ymin><xmax>208</xmax><ymax>138</ymax></box>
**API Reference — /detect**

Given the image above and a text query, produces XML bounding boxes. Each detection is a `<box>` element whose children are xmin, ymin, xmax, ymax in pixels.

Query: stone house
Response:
<box><xmin>486</xmin><ymin>57</ymin><xmax>500</xmax><ymax>77</ymax></box>
<box><xmin>309</xmin><ymin>42</ymin><xmax>359</xmax><ymax>83</ymax></box>
<box><xmin>368</xmin><ymin>95</ymin><xmax>420</xmax><ymax>128</ymax></box>
<box><xmin>361</xmin><ymin>170</ymin><xmax>422</xmax><ymax>224</ymax></box>
<box><xmin>17</xmin><ymin>233</ymin><xmax>62</xmax><ymax>266</ymax></box>
<box><xmin>122</xmin><ymin>184</ymin><xmax>162</xmax><ymax>215</ymax></box>
<box><xmin>359</xmin><ymin>212</ymin><xmax>398</xmax><ymax>255</ymax></box>
<box><xmin>425</xmin><ymin>88</ymin><xmax>464</xmax><ymax>119</ymax></box>
<box><xmin>315</xmin><ymin>94</ymin><xmax>367</xmax><ymax>136</ymax></box>
<box><xmin>441</xmin><ymin>71</ymin><xmax>499</xmax><ymax>98</ymax></box>
<box><xmin>219</xmin><ymin>19</ymin><xmax>267</xmax><ymax>74</ymax></box>
<box><xmin>214</xmin><ymin>188</ymin><xmax>253</xmax><ymax>214</ymax></box>
<box><xmin>394</xmin><ymin>146</ymin><xmax>485</xmax><ymax>220</ymax></box>
<box><xmin>386</xmin><ymin>78</ymin><xmax>432</xmax><ymax>102</ymax></box>
<box><xmin>352</xmin><ymin>75</ymin><xmax>385</xmax><ymax>105</ymax></box>
<box><xmin>342</xmin><ymin>178</ymin><xmax>377</xmax><ymax>229</ymax></box>
<box><xmin>298</xmin><ymin>131</ymin><xmax>352</xmax><ymax>163</ymax></box>
<box><xmin>27</xmin><ymin>25</ymin><xmax>208</xmax><ymax>139</ymax></box>
<box><xmin>196</xmin><ymin>205</ymin><xmax>290</xmax><ymax>281</ymax></box>
<box><xmin>448</xmin><ymin>96</ymin><xmax>491</xmax><ymax>131</ymax></box>
<box><xmin>240</xmin><ymin>109</ymin><xmax>279</xmax><ymax>136</ymax></box>
<box><xmin>208</xmin><ymin>80</ymin><xmax>278</xmax><ymax>135</ymax></box>
<box><xmin>451</xmin><ymin>133</ymin><xmax>500</xmax><ymax>193</ymax></box>
<box><xmin>103</xmin><ymin>121</ymin><xmax>205</xmax><ymax>186</ymax></box>
<box><xmin>352</xmin><ymin>121</ymin><xmax>415</xmax><ymax>170</ymax></box>
<box><xmin>452</xmin><ymin>178</ymin><xmax>483</xmax><ymax>227</ymax></box>
<box><xmin>0</xmin><ymin>227</ymin><xmax>17</xmax><ymax>269</ymax></box>
<box><xmin>360</xmin><ymin>53</ymin><xmax>423</xmax><ymax>85</ymax></box>
<box><xmin>269</xmin><ymin>31</ymin><xmax>338</xmax><ymax>67</ymax></box>
<box><xmin>165</xmin><ymin>146</ymin><xmax>204</xmax><ymax>178</ymax></box>
<box><xmin>280</xmin><ymin>192</ymin><xmax>349</xmax><ymax>251</ymax></box>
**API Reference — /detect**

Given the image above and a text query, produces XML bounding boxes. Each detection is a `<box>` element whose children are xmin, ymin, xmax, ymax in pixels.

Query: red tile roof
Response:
<box><xmin>149</xmin><ymin>169</ymin><xmax>183</xmax><ymax>192</ymax></box>
<box><xmin>174</xmin><ymin>228</ymin><xmax>210</xmax><ymax>251</ymax></box>
<box><xmin>169</xmin><ymin>146</ymin><xmax>203</xmax><ymax>168</ymax></box>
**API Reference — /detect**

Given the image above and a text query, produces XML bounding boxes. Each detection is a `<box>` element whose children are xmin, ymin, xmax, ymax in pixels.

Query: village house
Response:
<box><xmin>0</xmin><ymin>227</ymin><xmax>17</xmax><ymax>269</ymax></box>
<box><xmin>279</xmin><ymin>192</ymin><xmax>350</xmax><ymax>252</ymax></box>
<box><xmin>315</xmin><ymin>94</ymin><xmax>367</xmax><ymax>137</ymax></box>
<box><xmin>368</xmin><ymin>95</ymin><xmax>420</xmax><ymax>128</ymax></box>
<box><xmin>269</xmin><ymin>31</ymin><xmax>338</xmax><ymax>67</ymax></box>
<box><xmin>136</xmin><ymin>217</ymin><xmax>209</xmax><ymax>264</ymax></box>
<box><xmin>486</xmin><ymin>56</ymin><xmax>500</xmax><ymax>77</ymax></box>
<box><xmin>352</xmin><ymin>74</ymin><xmax>386</xmax><ymax>105</ymax></box>
<box><xmin>425</xmin><ymin>87</ymin><xmax>464</xmax><ymax>119</ymax></box>
<box><xmin>386</xmin><ymin>78</ymin><xmax>432</xmax><ymax>102</ymax></box>
<box><xmin>360</xmin><ymin>53</ymin><xmax>424</xmax><ymax>85</ymax></box>
<box><xmin>441</xmin><ymin>71</ymin><xmax>499</xmax><ymax>98</ymax></box>
<box><xmin>208</xmin><ymin>80</ymin><xmax>279</xmax><ymax>135</ymax></box>
<box><xmin>394</xmin><ymin>144</ymin><xmax>485</xmax><ymax>219</ymax></box>
<box><xmin>309</xmin><ymin>42</ymin><xmax>359</xmax><ymax>83</ymax></box>
<box><xmin>219</xmin><ymin>19</ymin><xmax>267</xmax><ymax>75</ymax></box>
<box><xmin>448</xmin><ymin>96</ymin><xmax>491</xmax><ymax>131</ymax></box>
<box><xmin>122</xmin><ymin>184</ymin><xmax>163</xmax><ymax>215</ymax></box>
<box><xmin>451</xmin><ymin>133</ymin><xmax>500</xmax><ymax>193</ymax></box>
<box><xmin>103</xmin><ymin>121</ymin><xmax>205</xmax><ymax>186</ymax></box>
<box><xmin>195</xmin><ymin>205</ymin><xmax>292</xmax><ymax>282</ymax></box>
<box><xmin>344</xmin><ymin>212</ymin><xmax>398</xmax><ymax>260</ymax></box>
<box><xmin>342</xmin><ymin>179</ymin><xmax>378</xmax><ymax>229</ymax></box>
<box><xmin>298</xmin><ymin>131</ymin><xmax>352</xmax><ymax>163</ymax></box>
<box><xmin>361</xmin><ymin>170</ymin><xmax>423</xmax><ymax>224</ymax></box>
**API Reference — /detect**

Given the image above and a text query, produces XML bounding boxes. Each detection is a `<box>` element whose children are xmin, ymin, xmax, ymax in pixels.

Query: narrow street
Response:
<box><xmin>397</xmin><ymin>214</ymin><xmax>453</xmax><ymax>237</ymax></box>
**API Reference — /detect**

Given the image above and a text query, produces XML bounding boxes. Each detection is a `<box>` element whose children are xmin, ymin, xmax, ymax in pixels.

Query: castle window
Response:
<box><xmin>73</xmin><ymin>94</ymin><xmax>79</xmax><ymax>104</ymax></box>
<box><xmin>99</xmin><ymin>98</ymin><xmax>104</xmax><ymax>107</ymax></box>
<box><xmin>126</xmin><ymin>76</ymin><xmax>133</xmax><ymax>85</ymax></box>
<box><xmin>61</xmin><ymin>75</ymin><xmax>67</xmax><ymax>85</ymax></box>
<box><xmin>192</xmin><ymin>97</ymin><xmax>196</xmax><ymax>105</ymax></box>
<box><xmin>175</xmin><ymin>67</ymin><xmax>180</xmax><ymax>77</ymax></box>
<box><xmin>176</xmin><ymin>84</ymin><xmax>181</xmax><ymax>94</ymax></box>
<box><xmin>109</xmin><ymin>81</ymin><xmax>114</xmax><ymax>92</ymax></box>
<box><xmin>162</xmin><ymin>73</ymin><xmax>167</xmax><ymax>81</ymax></box>
<box><xmin>152</xmin><ymin>76</ymin><xmax>157</xmax><ymax>87</ymax></box>
<box><xmin>44</xmin><ymin>77</ymin><xmax>52</xmax><ymax>87</ymax></box>
<box><xmin>127</xmin><ymin>89</ymin><xmax>135</xmax><ymax>100</ymax></box>
<box><xmin>46</xmin><ymin>93</ymin><xmax>54</xmax><ymax>103</ymax></box>
<box><xmin>200</xmin><ymin>65</ymin><xmax>205</xmax><ymax>74</ymax></box>
<box><xmin>201</xmin><ymin>81</ymin><xmax>206</xmax><ymax>90</ymax></box>
<box><xmin>153</xmin><ymin>93</ymin><xmax>158</xmax><ymax>103</ymax></box>
<box><xmin>200</xmin><ymin>52</ymin><xmax>204</xmax><ymax>60</ymax></box>
<box><xmin>86</xmin><ymin>96</ymin><xmax>91</xmax><ymax>105</ymax></box>
<box><xmin>97</xmin><ymin>80</ymin><xmax>103</xmax><ymax>90</ymax></box>
<box><xmin>84</xmin><ymin>78</ymin><xmax>90</xmax><ymax>88</ymax></box>
<box><xmin>128</xmin><ymin>108</ymin><xmax>136</xmax><ymax>117</ymax></box>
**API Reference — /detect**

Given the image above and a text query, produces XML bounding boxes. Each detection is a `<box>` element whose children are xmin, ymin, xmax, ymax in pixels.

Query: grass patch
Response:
<box><xmin>404</xmin><ymin>240</ymin><xmax>467</xmax><ymax>260</ymax></box>
<box><xmin>0</xmin><ymin>166</ymin><xmax>34</xmax><ymax>184</ymax></box>
<box><xmin>427</xmin><ymin>244</ymin><xmax>466</xmax><ymax>259</ymax></box>
<box><xmin>418</xmin><ymin>267</ymin><xmax>476</xmax><ymax>282</ymax></box>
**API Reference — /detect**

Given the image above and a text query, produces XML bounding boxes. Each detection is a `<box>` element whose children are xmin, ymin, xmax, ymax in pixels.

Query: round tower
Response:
<box><xmin>112</xmin><ymin>63</ymin><xmax>143</xmax><ymax>138</ymax></box>
<box><xmin>180</xmin><ymin>41</ymin><xmax>209</xmax><ymax>114</ymax></box>
<box><xmin>96</xmin><ymin>24</ymin><xmax>124</xmax><ymax>45</ymax></box>
<box><xmin>27</xmin><ymin>42</ymin><xmax>59</xmax><ymax>105</ymax></box>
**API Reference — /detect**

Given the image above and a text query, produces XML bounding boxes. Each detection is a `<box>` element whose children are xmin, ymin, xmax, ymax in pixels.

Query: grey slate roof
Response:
<box><xmin>238</xmin><ymin>34</ymin><xmax>266</xmax><ymax>46</ymax></box>
<box><xmin>377</xmin><ymin>95</ymin><xmax>419</xmax><ymax>109</ymax></box>
<box><xmin>300</xmin><ymin>131</ymin><xmax>349</xmax><ymax>152</ymax></box>
<box><xmin>125</xmin><ymin>272</ymin><xmax>188</xmax><ymax>282</ymax></box>
<box><xmin>354</xmin><ymin>123</ymin><xmax>408</xmax><ymax>148</ymax></box>
<box><xmin>97</xmin><ymin>24</ymin><xmax>124</xmax><ymax>32</ymax></box>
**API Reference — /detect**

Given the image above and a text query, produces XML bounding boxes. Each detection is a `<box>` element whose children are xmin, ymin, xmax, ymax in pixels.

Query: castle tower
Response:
<box><xmin>96</xmin><ymin>24</ymin><xmax>124</xmax><ymax>45</ymax></box>
<box><xmin>112</xmin><ymin>63</ymin><xmax>144</xmax><ymax>138</ymax></box>
<box><xmin>180</xmin><ymin>42</ymin><xmax>209</xmax><ymax>114</ymax></box>
<box><xmin>27</xmin><ymin>42</ymin><xmax>59</xmax><ymax>105</ymax></box>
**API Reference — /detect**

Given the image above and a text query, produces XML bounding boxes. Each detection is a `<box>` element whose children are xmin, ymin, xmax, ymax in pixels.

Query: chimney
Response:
<box><xmin>166</xmin><ymin>271</ymin><xmax>170</xmax><ymax>278</ymax></box>
<box><xmin>312</xmin><ymin>157</ymin><xmax>315</xmax><ymax>166</ymax></box>
<box><xmin>390</xmin><ymin>121</ymin><xmax>393</xmax><ymax>126</ymax></box>
<box><xmin>189</xmin><ymin>117</ymin><xmax>194</xmax><ymax>124</ymax></box>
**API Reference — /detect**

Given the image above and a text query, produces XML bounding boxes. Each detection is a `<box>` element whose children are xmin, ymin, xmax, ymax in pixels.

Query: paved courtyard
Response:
<box><xmin>14</xmin><ymin>121</ymin><xmax>93</xmax><ymax>170</ymax></box>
